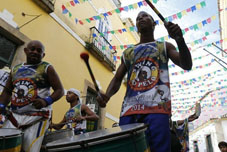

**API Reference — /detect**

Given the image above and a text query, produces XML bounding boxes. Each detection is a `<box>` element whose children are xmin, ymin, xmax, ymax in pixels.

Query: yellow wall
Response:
<box><xmin>0</xmin><ymin>0</ymin><xmax>138</xmax><ymax>128</ymax></box>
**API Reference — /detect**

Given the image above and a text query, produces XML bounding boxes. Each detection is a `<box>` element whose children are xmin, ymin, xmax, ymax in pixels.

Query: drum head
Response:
<box><xmin>0</xmin><ymin>128</ymin><xmax>22</xmax><ymax>138</ymax></box>
<box><xmin>43</xmin><ymin>129</ymin><xmax>74</xmax><ymax>145</ymax></box>
<box><xmin>46</xmin><ymin>123</ymin><xmax>147</xmax><ymax>150</ymax></box>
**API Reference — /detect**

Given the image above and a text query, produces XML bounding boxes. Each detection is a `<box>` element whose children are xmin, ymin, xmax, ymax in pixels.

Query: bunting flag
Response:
<box><xmin>172</xmin><ymin>87</ymin><xmax>227</xmax><ymax>110</ymax></box>
<box><xmin>169</xmin><ymin>59</ymin><xmax>214</xmax><ymax>76</ymax></box>
<box><xmin>111</xmin><ymin>38</ymin><xmax>227</xmax><ymax>61</ymax></box>
<box><xmin>169</xmin><ymin>54</ymin><xmax>210</xmax><ymax>68</ymax></box>
<box><xmin>171</xmin><ymin>85</ymin><xmax>226</xmax><ymax>103</ymax></box>
<box><xmin>63</xmin><ymin>0</ymin><xmax>160</xmax><ymax>7</ymax></box>
<box><xmin>62</xmin><ymin>5</ymin><xmax>69</xmax><ymax>14</ymax></box>
<box><xmin>62</xmin><ymin>1</ymin><xmax>208</xmax><ymax>26</ymax></box>
<box><xmin>170</xmin><ymin>69</ymin><xmax>223</xmax><ymax>88</ymax></box>
<box><xmin>95</xmin><ymin>20</ymin><xmax>219</xmax><ymax>53</ymax></box>
<box><xmin>171</xmin><ymin>75</ymin><xmax>227</xmax><ymax>96</ymax></box>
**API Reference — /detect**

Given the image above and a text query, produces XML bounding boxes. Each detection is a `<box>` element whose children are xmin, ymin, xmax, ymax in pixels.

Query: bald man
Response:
<box><xmin>0</xmin><ymin>40</ymin><xmax>64</xmax><ymax>152</ymax></box>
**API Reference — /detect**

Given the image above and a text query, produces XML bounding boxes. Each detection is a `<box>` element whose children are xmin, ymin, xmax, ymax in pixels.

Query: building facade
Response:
<box><xmin>189</xmin><ymin>115</ymin><xmax>227</xmax><ymax>152</ymax></box>
<box><xmin>0</xmin><ymin>0</ymin><xmax>139</xmax><ymax>130</ymax></box>
<box><xmin>218</xmin><ymin>0</ymin><xmax>227</xmax><ymax>53</ymax></box>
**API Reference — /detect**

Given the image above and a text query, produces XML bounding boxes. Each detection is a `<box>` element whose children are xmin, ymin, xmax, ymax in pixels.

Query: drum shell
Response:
<box><xmin>0</xmin><ymin>128</ymin><xmax>23</xmax><ymax>152</ymax></box>
<box><xmin>42</xmin><ymin>129</ymin><xmax>74</xmax><ymax>145</ymax></box>
<box><xmin>44</xmin><ymin>123</ymin><xmax>149</xmax><ymax>152</ymax></box>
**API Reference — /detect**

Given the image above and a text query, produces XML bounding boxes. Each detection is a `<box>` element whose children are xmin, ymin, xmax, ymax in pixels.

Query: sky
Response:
<box><xmin>120</xmin><ymin>0</ymin><xmax>227</xmax><ymax>124</ymax></box>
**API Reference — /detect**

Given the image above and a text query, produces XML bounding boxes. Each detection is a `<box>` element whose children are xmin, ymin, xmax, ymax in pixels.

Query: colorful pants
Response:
<box><xmin>119</xmin><ymin>113</ymin><xmax>170</xmax><ymax>152</ymax></box>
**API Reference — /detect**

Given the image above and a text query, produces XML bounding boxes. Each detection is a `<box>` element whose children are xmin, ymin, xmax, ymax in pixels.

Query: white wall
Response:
<box><xmin>221</xmin><ymin>120</ymin><xmax>227</xmax><ymax>141</ymax></box>
<box><xmin>189</xmin><ymin>120</ymin><xmax>226</xmax><ymax>152</ymax></box>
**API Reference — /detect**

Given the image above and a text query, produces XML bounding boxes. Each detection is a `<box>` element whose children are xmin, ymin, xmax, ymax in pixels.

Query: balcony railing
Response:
<box><xmin>32</xmin><ymin>0</ymin><xmax>55</xmax><ymax>13</ymax></box>
<box><xmin>85</xmin><ymin>27</ymin><xmax>116</xmax><ymax>71</ymax></box>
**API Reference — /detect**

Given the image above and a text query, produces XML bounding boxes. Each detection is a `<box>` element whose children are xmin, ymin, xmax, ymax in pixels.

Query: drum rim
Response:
<box><xmin>0</xmin><ymin>128</ymin><xmax>23</xmax><ymax>138</ymax></box>
<box><xmin>45</xmin><ymin>123</ymin><xmax>148</xmax><ymax>150</ymax></box>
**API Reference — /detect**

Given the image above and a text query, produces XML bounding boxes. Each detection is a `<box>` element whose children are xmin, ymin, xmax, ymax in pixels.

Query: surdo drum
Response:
<box><xmin>42</xmin><ymin>123</ymin><xmax>149</xmax><ymax>152</ymax></box>
<box><xmin>0</xmin><ymin>128</ymin><xmax>23</xmax><ymax>152</ymax></box>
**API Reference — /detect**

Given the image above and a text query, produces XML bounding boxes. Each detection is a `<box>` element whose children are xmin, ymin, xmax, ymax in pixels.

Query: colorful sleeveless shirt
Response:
<box><xmin>65</xmin><ymin>103</ymin><xmax>86</xmax><ymax>130</ymax></box>
<box><xmin>10</xmin><ymin>61</ymin><xmax>51</xmax><ymax>111</ymax></box>
<box><xmin>121</xmin><ymin>41</ymin><xmax>171</xmax><ymax>116</ymax></box>
<box><xmin>172</xmin><ymin>119</ymin><xmax>189</xmax><ymax>152</ymax></box>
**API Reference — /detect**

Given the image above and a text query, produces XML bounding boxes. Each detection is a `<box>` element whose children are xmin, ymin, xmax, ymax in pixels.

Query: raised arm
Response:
<box><xmin>97</xmin><ymin>58</ymin><xmax>127</xmax><ymax>107</ymax></box>
<box><xmin>165</xmin><ymin>22</ymin><xmax>192</xmax><ymax>70</ymax></box>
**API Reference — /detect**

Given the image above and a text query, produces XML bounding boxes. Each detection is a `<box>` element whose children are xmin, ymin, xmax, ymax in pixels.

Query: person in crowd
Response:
<box><xmin>97</xmin><ymin>11</ymin><xmax>192</xmax><ymax>151</ymax></box>
<box><xmin>218</xmin><ymin>141</ymin><xmax>227</xmax><ymax>152</ymax></box>
<box><xmin>170</xmin><ymin>113</ymin><xmax>199</xmax><ymax>152</ymax></box>
<box><xmin>0</xmin><ymin>40</ymin><xmax>64</xmax><ymax>152</ymax></box>
<box><xmin>50</xmin><ymin>88</ymin><xmax>99</xmax><ymax>135</ymax></box>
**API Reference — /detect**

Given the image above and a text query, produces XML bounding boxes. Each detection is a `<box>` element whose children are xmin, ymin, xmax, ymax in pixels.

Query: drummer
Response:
<box><xmin>50</xmin><ymin>88</ymin><xmax>99</xmax><ymax>135</ymax></box>
<box><xmin>0</xmin><ymin>40</ymin><xmax>64</xmax><ymax>152</ymax></box>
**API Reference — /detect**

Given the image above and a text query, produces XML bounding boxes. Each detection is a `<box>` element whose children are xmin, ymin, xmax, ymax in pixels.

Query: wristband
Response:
<box><xmin>43</xmin><ymin>96</ymin><xmax>54</xmax><ymax>105</ymax></box>
<box><xmin>0</xmin><ymin>103</ymin><xmax>5</xmax><ymax>109</ymax></box>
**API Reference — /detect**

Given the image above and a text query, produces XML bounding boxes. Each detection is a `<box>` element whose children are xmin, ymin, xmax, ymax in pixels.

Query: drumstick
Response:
<box><xmin>80</xmin><ymin>52</ymin><xmax>100</xmax><ymax>92</ymax></box>
<box><xmin>144</xmin><ymin>0</ymin><xmax>166</xmax><ymax>23</ymax></box>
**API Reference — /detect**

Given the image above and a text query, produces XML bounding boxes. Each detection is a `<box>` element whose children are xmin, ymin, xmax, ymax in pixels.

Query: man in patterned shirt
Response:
<box><xmin>0</xmin><ymin>40</ymin><xmax>64</xmax><ymax>152</ymax></box>
<box><xmin>97</xmin><ymin>11</ymin><xmax>192</xmax><ymax>152</ymax></box>
<box><xmin>50</xmin><ymin>88</ymin><xmax>99</xmax><ymax>135</ymax></box>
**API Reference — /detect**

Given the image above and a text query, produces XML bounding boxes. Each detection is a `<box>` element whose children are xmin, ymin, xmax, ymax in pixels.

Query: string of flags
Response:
<box><xmin>93</xmin><ymin>27</ymin><xmax>219</xmax><ymax>51</ymax></box>
<box><xmin>169</xmin><ymin>53</ymin><xmax>210</xmax><ymax>68</ymax></box>
<box><xmin>172</xmin><ymin>87</ymin><xmax>227</xmax><ymax>109</ymax></box>
<box><xmin>172</xmin><ymin>76</ymin><xmax>227</xmax><ymax>97</ymax></box>
<box><xmin>109</xmin><ymin>29</ymin><xmax>220</xmax><ymax>53</ymax></box>
<box><xmin>172</xmin><ymin>86</ymin><xmax>227</xmax><ymax>105</ymax></box>
<box><xmin>83</xmin><ymin>1</ymin><xmax>207</xmax><ymax>36</ymax></box>
<box><xmin>63</xmin><ymin>0</ymin><xmax>161</xmax><ymax>7</ymax></box>
<box><xmin>172</xmin><ymin>95</ymin><xmax>227</xmax><ymax>110</ymax></box>
<box><xmin>170</xmin><ymin>59</ymin><xmax>214</xmax><ymax>76</ymax></box>
<box><xmin>171</xmin><ymin>83</ymin><xmax>227</xmax><ymax>103</ymax></box>
<box><xmin>61</xmin><ymin>0</ymin><xmax>226</xmax><ymax>59</ymax></box>
<box><xmin>62</xmin><ymin>1</ymin><xmax>206</xmax><ymax>25</ymax></box>
<box><xmin>112</xmin><ymin>38</ymin><xmax>227</xmax><ymax>62</ymax></box>
<box><xmin>170</xmin><ymin>69</ymin><xmax>223</xmax><ymax>89</ymax></box>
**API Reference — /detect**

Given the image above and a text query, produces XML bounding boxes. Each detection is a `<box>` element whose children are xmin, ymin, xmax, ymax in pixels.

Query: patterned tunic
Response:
<box><xmin>65</xmin><ymin>103</ymin><xmax>86</xmax><ymax>130</ymax></box>
<box><xmin>121</xmin><ymin>41</ymin><xmax>171</xmax><ymax>116</ymax></box>
<box><xmin>10</xmin><ymin>62</ymin><xmax>51</xmax><ymax>115</ymax></box>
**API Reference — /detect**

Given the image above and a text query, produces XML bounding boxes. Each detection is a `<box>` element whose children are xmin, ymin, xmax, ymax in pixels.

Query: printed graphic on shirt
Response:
<box><xmin>11</xmin><ymin>78</ymin><xmax>37</xmax><ymax>106</ymax></box>
<box><xmin>129</xmin><ymin>57</ymin><xmax>159</xmax><ymax>91</ymax></box>
<box><xmin>66</xmin><ymin>108</ymin><xmax>80</xmax><ymax>121</ymax></box>
<box><xmin>121</xmin><ymin>42</ymin><xmax>171</xmax><ymax>116</ymax></box>
<box><xmin>11</xmin><ymin>62</ymin><xmax>50</xmax><ymax>108</ymax></box>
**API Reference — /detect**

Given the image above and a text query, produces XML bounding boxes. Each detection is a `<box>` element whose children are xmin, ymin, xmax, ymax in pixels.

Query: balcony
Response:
<box><xmin>32</xmin><ymin>0</ymin><xmax>55</xmax><ymax>13</ymax></box>
<box><xmin>85</xmin><ymin>27</ymin><xmax>116</xmax><ymax>71</ymax></box>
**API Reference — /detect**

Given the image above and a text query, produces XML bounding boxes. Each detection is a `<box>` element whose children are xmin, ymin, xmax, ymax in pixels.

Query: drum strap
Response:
<box><xmin>6</xmin><ymin>111</ymin><xmax>19</xmax><ymax>128</ymax></box>
<box><xmin>19</xmin><ymin>117</ymin><xmax>46</xmax><ymax>130</ymax></box>
<box><xmin>6</xmin><ymin>110</ymin><xmax>47</xmax><ymax>130</ymax></box>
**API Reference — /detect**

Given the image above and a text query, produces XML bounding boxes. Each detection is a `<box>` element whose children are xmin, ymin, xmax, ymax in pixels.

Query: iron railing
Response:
<box><xmin>86</xmin><ymin>26</ymin><xmax>116</xmax><ymax>71</ymax></box>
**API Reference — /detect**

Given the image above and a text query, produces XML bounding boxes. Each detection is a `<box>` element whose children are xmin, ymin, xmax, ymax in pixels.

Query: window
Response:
<box><xmin>85</xmin><ymin>87</ymin><xmax>99</xmax><ymax>132</ymax></box>
<box><xmin>193</xmin><ymin>141</ymin><xmax>199</xmax><ymax>152</ymax></box>
<box><xmin>206</xmin><ymin>135</ymin><xmax>213</xmax><ymax>152</ymax></box>
<box><xmin>98</xmin><ymin>17</ymin><xmax>110</xmax><ymax>41</ymax></box>
<box><xmin>112</xmin><ymin>0</ymin><xmax>121</xmax><ymax>8</ymax></box>
<box><xmin>0</xmin><ymin>34</ymin><xmax>17</xmax><ymax>68</ymax></box>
